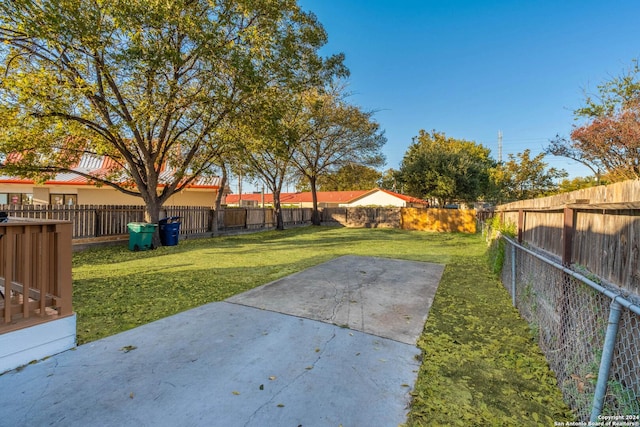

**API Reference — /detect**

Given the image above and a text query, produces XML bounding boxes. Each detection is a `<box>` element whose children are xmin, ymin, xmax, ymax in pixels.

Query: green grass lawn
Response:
<box><xmin>73</xmin><ymin>226</ymin><xmax>574</xmax><ymax>425</ymax></box>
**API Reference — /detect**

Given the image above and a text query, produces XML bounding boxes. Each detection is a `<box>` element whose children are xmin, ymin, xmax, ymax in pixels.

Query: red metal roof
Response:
<box><xmin>376</xmin><ymin>188</ymin><xmax>429</xmax><ymax>205</ymax></box>
<box><xmin>224</xmin><ymin>193</ymin><xmax>274</xmax><ymax>203</ymax></box>
<box><xmin>282</xmin><ymin>190</ymin><xmax>369</xmax><ymax>203</ymax></box>
<box><xmin>224</xmin><ymin>191</ymin><xmax>369</xmax><ymax>204</ymax></box>
<box><xmin>0</xmin><ymin>154</ymin><xmax>222</xmax><ymax>189</ymax></box>
<box><xmin>225</xmin><ymin>189</ymin><xmax>428</xmax><ymax>206</ymax></box>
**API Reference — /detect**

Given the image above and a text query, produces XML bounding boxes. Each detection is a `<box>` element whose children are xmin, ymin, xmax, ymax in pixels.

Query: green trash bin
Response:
<box><xmin>127</xmin><ymin>222</ymin><xmax>158</xmax><ymax>251</ymax></box>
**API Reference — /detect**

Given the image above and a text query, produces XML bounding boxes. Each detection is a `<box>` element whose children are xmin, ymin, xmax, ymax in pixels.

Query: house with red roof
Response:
<box><xmin>224</xmin><ymin>188</ymin><xmax>428</xmax><ymax>208</ymax></box>
<box><xmin>0</xmin><ymin>153</ymin><xmax>225</xmax><ymax>206</ymax></box>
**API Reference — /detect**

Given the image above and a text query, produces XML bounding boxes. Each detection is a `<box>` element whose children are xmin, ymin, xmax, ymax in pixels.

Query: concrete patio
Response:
<box><xmin>0</xmin><ymin>256</ymin><xmax>444</xmax><ymax>427</ymax></box>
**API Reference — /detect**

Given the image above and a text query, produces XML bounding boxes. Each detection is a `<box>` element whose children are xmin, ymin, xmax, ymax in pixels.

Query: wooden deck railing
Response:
<box><xmin>0</xmin><ymin>219</ymin><xmax>73</xmax><ymax>334</ymax></box>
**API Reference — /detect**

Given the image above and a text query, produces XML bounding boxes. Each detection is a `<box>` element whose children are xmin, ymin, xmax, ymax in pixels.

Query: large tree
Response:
<box><xmin>296</xmin><ymin>163</ymin><xmax>381</xmax><ymax>191</ymax></box>
<box><xmin>0</xmin><ymin>0</ymin><xmax>341</xmax><ymax>242</ymax></box>
<box><xmin>556</xmin><ymin>176</ymin><xmax>599</xmax><ymax>193</ymax></box>
<box><xmin>378</xmin><ymin>168</ymin><xmax>402</xmax><ymax>192</ymax></box>
<box><xmin>398</xmin><ymin>130</ymin><xmax>494</xmax><ymax>206</ymax></box>
<box><xmin>291</xmin><ymin>88</ymin><xmax>386</xmax><ymax>225</ymax></box>
<box><xmin>547</xmin><ymin>61</ymin><xmax>640</xmax><ymax>182</ymax></box>
<box><xmin>236</xmin><ymin>87</ymin><xmax>301</xmax><ymax>230</ymax></box>
<box><xmin>490</xmin><ymin>149</ymin><xmax>567</xmax><ymax>202</ymax></box>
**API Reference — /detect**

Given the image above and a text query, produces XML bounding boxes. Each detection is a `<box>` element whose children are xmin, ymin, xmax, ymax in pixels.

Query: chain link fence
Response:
<box><xmin>497</xmin><ymin>235</ymin><xmax>640</xmax><ymax>421</ymax></box>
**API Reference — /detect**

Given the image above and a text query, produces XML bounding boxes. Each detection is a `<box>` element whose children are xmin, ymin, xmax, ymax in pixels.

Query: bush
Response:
<box><xmin>485</xmin><ymin>215</ymin><xmax>516</xmax><ymax>275</ymax></box>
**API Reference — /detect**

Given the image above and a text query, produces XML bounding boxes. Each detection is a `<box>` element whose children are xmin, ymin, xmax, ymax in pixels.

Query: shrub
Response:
<box><xmin>485</xmin><ymin>215</ymin><xmax>516</xmax><ymax>275</ymax></box>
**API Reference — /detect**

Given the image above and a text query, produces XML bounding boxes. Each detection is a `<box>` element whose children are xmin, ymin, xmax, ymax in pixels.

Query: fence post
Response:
<box><xmin>590</xmin><ymin>300</ymin><xmax>622</xmax><ymax>422</ymax></box>
<box><xmin>209</xmin><ymin>209</ymin><xmax>216</xmax><ymax>235</ymax></box>
<box><xmin>94</xmin><ymin>208</ymin><xmax>101</xmax><ymax>238</ymax></box>
<box><xmin>517</xmin><ymin>209</ymin><xmax>524</xmax><ymax>243</ymax></box>
<box><xmin>215</xmin><ymin>209</ymin><xmax>222</xmax><ymax>235</ymax></box>
<box><xmin>562</xmin><ymin>206</ymin><xmax>574</xmax><ymax>266</ymax></box>
<box><xmin>511</xmin><ymin>241</ymin><xmax>517</xmax><ymax>308</ymax></box>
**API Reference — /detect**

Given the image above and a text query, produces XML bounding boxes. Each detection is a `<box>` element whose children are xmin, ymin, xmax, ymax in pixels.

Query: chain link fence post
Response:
<box><xmin>511</xmin><ymin>242</ymin><xmax>516</xmax><ymax>308</ymax></box>
<box><xmin>590</xmin><ymin>300</ymin><xmax>622</xmax><ymax>422</ymax></box>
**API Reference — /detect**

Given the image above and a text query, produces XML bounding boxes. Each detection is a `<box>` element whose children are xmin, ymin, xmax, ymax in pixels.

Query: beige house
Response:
<box><xmin>225</xmin><ymin>188</ymin><xmax>428</xmax><ymax>208</ymax></box>
<box><xmin>0</xmin><ymin>154</ymin><xmax>224</xmax><ymax>206</ymax></box>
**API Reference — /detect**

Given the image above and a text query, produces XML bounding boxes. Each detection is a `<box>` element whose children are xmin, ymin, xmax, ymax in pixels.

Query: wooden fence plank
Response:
<box><xmin>495</xmin><ymin>179</ymin><xmax>640</xmax><ymax>297</ymax></box>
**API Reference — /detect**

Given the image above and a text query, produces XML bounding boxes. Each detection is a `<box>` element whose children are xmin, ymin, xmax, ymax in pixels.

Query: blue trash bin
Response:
<box><xmin>159</xmin><ymin>216</ymin><xmax>181</xmax><ymax>246</ymax></box>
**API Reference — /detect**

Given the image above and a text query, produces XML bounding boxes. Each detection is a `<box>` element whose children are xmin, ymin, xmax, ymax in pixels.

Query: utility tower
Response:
<box><xmin>497</xmin><ymin>130</ymin><xmax>503</xmax><ymax>163</ymax></box>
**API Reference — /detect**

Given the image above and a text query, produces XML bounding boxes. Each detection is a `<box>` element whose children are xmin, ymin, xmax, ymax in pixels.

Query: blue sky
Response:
<box><xmin>296</xmin><ymin>0</ymin><xmax>640</xmax><ymax>179</ymax></box>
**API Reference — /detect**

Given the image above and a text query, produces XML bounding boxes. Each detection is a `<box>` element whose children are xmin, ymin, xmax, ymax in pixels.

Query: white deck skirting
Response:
<box><xmin>0</xmin><ymin>314</ymin><xmax>76</xmax><ymax>374</ymax></box>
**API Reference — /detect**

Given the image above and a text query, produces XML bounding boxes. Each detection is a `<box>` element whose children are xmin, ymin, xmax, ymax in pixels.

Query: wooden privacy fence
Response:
<box><xmin>321</xmin><ymin>207</ymin><xmax>477</xmax><ymax>233</ymax></box>
<box><xmin>402</xmin><ymin>208</ymin><xmax>476</xmax><ymax>232</ymax></box>
<box><xmin>0</xmin><ymin>205</ymin><xmax>316</xmax><ymax>238</ymax></box>
<box><xmin>0</xmin><ymin>204</ymin><xmax>145</xmax><ymax>239</ymax></box>
<box><xmin>493</xmin><ymin>180</ymin><xmax>640</xmax><ymax>420</ymax></box>
<box><xmin>0</xmin><ymin>219</ymin><xmax>73</xmax><ymax>333</ymax></box>
<box><xmin>495</xmin><ymin>179</ymin><xmax>640</xmax><ymax>297</ymax></box>
<box><xmin>1</xmin><ymin>204</ymin><xmax>477</xmax><ymax>243</ymax></box>
<box><xmin>163</xmin><ymin>206</ymin><xmax>213</xmax><ymax>236</ymax></box>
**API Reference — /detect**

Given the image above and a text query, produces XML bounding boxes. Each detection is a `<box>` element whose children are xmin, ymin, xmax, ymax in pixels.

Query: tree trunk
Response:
<box><xmin>310</xmin><ymin>175</ymin><xmax>321</xmax><ymax>226</ymax></box>
<box><xmin>143</xmin><ymin>195</ymin><xmax>163</xmax><ymax>248</ymax></box>
<box><xmin>273</xmin><ymin>188</ymin><xmax>284</xmax><ymax>230</ymax></box>
<box><xmin>213</xmin><ymin>166</ymin><xmax>228</xmax><ymax>236</ymax></box>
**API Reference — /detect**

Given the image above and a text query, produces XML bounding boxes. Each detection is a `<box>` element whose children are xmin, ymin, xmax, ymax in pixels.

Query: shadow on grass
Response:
<box><xmin>73</xmin><ymin>226</ymin><xmax>573</xmax><ymax>424</ymax></box>
<box><xmin>73</xmin><ymin>258</ymin><xmax>320</xmax><ymax>344</ymax></box>
<box><xmin>72</xmin><ymin>226</ymin><xmax>472</xmax><ymax>343</ymax></box>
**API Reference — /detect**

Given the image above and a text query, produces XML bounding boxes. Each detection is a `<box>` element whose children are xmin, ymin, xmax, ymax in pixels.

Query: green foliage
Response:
<box><xmin>0</xmin><ymin>0</ymin><xmax>343</xmax><ymax>223</ymax></box>
<box><xmin>398</xmin><ymin>130</ymin><xmax>495</xmax><ymax>206</ymax></box>
<box><xmin>556</xmin><ymin>176</ymin><xmax>600</xmax><ymax>193</ymax></box>
<box><xmin>574</xmin><ymin>59</ymin><xmax>640</xmax><ymax>119</ymax></box>
<box><xmin>288</xmin><ymin>86</ymin><xmax>387</xmax><ymax>223</ymax></box>
<box><xmin>488</xmin><ymin>238</ymin><xmax>508</xmax><ymax>276</ymax></box>
<box><xmin>233</xmin><ymin>85</ymin><xmax>304</xmax><ymax>229</ymax></box>
<box><xmin>378</xmin><ymin>168</ymin><xmax>402</xmax><ymax>192</ymax></box>
<box><xmin>405</xmin><ymin>248</ymin><xmax>574</xmax><ymax>426</ymax></box>
<box><xmin>547</xmin><ymin>60</ymin><xmax>640</xmax><ymax>182</ymax></box>
<box><xmin>73</xmin><ymin>228</ymin><xmax>572</xmax><ymax>423</ymax></box>
<box><xmin>313</xmin><ymin>163</ymin><xmax>382</xmax><ymax>191</ymax></box>
<box><xmin>603</xmin><ymin>379</ymin><xmax>640</xmax><ymax>415</ymax></box>
<box><xmin>293</xmin><ymin>87</ymin><xmax>387</xmax><ymax>178</ymax></box>
<box><xmin>484</xmin><ymin>216</ymin><xmax>516</xmax><ymax>276</ymax></box>
<box><xmin>487</xmin><ymin>215</ymin><xmax>517</xmax><ymax>239</ymax></box>
<box><xmin>490</xmin><ymin>149</ymin><xmax>567</xmax><ymax>203</ymax></box>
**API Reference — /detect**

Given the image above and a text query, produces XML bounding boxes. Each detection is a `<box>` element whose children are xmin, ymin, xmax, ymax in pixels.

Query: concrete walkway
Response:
<box><xmin>0</xmin><ymin>256</ymin><xmax>444</xmax><ymax>427</ymax></box>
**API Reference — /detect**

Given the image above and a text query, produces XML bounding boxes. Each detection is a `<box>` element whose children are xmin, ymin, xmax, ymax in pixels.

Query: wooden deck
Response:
<box><xmin>0</xmin><ymin>219</ymin><xmax>73</xmax><ymax>334</ymax></box>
